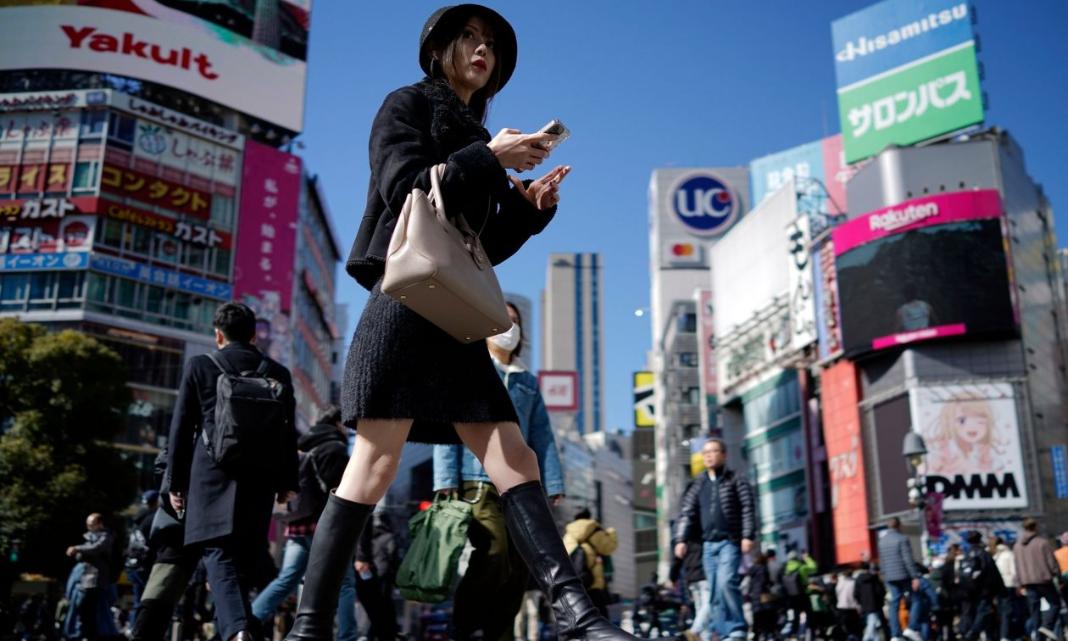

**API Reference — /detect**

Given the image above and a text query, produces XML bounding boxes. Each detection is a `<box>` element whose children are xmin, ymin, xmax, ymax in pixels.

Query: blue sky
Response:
<box><xmin>299</xmin><ymin>1</ymin><xmax>1068</xmax><ymax>433</ymax></box>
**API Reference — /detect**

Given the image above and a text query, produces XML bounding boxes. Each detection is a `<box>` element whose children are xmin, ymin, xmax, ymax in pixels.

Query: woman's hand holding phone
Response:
<box><xmin>509</xmin><ymin>165</ymin><xmax>571</xmax><ymax>210</ymax></box>
<box><xmin>488</xmin><ymin>128</ymin><xmax>555</xmax><ymax>172</ymax></box>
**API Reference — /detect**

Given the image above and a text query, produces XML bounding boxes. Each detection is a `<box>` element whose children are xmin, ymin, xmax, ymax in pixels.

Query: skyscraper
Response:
<box><xmin>542</xmin><ymin>252</ymin><xmax>604</xmax><ymax>435</ymax></box>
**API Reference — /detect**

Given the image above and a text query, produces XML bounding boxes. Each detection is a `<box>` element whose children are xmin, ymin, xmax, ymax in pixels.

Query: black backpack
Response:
<box><xmin>202</xmin><ymin>352</ymin><xmax>287</xmax><ymax>470</ymax></box>
<box><xmin>958</xmin><ymin>549</ymin><xmax>1002</xmax><ymax>597</ymax></box>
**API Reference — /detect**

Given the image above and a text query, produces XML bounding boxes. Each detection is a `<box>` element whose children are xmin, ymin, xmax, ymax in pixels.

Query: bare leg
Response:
<box><xmin>454</xmin><ymin>421</ymin><xmax>540</xmax><ymax>492</ymax></box>
<box><xmin>335</xmin><ymin>418</ymin><xmax>412</xmax><ymax>504</ymax></box>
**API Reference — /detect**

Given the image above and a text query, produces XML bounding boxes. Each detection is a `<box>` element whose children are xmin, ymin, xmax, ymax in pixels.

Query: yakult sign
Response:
<box><xmin>0</xmin><ymin>5</ymin><xmax>307</xmax><ymax>132</ymax></box>
<box><xmin>670</xmin><ymin>172</ymin><xmax>740</xmax><ymax>237</ymax></box>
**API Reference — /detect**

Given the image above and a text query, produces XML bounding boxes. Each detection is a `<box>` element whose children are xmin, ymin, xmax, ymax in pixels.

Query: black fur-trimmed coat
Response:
<box><xmin>345</xmin><ymin>77</ymin><xmax>556</xmax><ymax>291</ymax></box>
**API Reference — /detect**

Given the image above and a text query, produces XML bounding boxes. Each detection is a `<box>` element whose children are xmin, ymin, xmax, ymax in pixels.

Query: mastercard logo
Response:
<box><xmin>671</xmin><ymin>243</ymin><xmax>696</xmax><ymax>257</ymax></box>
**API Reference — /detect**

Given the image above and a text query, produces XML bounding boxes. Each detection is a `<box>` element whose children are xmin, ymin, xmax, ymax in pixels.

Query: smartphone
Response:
<box><xmin>536</xmin><ymin>119</ymin><xmax>570</xmax><ymax>151</ymax></box>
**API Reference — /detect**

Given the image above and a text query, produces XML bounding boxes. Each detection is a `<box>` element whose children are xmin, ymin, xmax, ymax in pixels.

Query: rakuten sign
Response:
<box><xmin>0</xmin><ymin>5</ymin><xmax>306</xmax><ymax>132</ymax></box>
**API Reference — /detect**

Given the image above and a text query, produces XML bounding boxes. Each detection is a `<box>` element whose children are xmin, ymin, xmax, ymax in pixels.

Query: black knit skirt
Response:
<box><xmin>341</xmin><ymin>280</ymin><xmax>518</xmax><ymax>444</ymax></box>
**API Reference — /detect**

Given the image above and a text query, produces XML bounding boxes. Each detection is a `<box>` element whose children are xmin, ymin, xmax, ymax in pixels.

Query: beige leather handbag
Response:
<box><xmin>382</xmin><ymin>163</ymin><xmax>511</xmax><ymax>343</ymax></box>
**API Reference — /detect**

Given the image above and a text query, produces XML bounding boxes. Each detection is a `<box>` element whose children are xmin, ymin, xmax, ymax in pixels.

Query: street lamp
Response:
<box><xmin>902</xmin><ymin>430</ymin><xmax>928</xmax><ymax>508</ymax></box>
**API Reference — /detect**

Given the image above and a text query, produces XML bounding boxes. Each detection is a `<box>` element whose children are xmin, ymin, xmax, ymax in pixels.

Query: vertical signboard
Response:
<box><xmin>235</xmin><ymin>140</ymin><xmax>301</xmax><ymax>365</ymax></box>
<box><xmin>749</xmin><ymin>139</ymin><xmax>825</xmax><ymax>210</ymax></box>
<box><xmin>832</xmin><ymin>0</ymin><xmax>983</xmax><ymax>163</ymax></box>
<box><xmin>822</xmin><ymin>361</ymin><xmax>871</xmax><ymax>563</ymax></box>
<box><xmin>785</xmin><ymin>214</ymin><xmax>817</xmax><ymax>353</ymax></box>
<box><xmin>910</xmin><ymin>383</ymin><xmax>1028</xmax><ymax>510</ymax></box>
<box><xmin>538</xmin><ymin>371</ymin><xmax>579</xmax><ymax>412</ymax></box>
<box><xmin>633</xmin><ymin>371</ymin><xmax>655</xmax><ymax>428</ymax></box>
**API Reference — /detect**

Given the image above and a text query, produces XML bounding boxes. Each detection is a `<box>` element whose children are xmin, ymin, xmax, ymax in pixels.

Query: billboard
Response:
<box><xmin>784</xmin><ymin>214</ymin><xmax>816</xmax><ymax>353</ymax></box>
<box><xmin>834</xmin><ymin>190</ymin><xmax>1014</xmax><ymax>356</ymax></box>
<box><xmin>750</xmin><ymin>135</ymin><xmax>859</xmax><ymax>217</ymax></box>
<box><xmin>0</xmin><ymin>215</ymin><xmax>94</xmax><ymax>255</ymax></box>
<box><xmin>101</xmin><ymin>165</ymin><xmax>213</xmax><ymax>218</ymax></box>
<box><xmin>822</xmin><ymin>361</ymin><xmax>871</xmax><ymax>564</ymax></box>
<box><xmin>910</xmin><ymin>383</ymin><xmax>1028</xmax><ymax>510</ymax></box>
<box><xmin>90</xmin><ymin>253</ymin><xmax>230</xmax><ymax>299</ymax></box>
<box><xmin>872</xmin><ymin>394</ymin><xmax>913</xmax><ymax>516</ymax></box>
<box><xmin>832</xmin><ymin>0</ymin><xmax>982</xmax><ymax>163</ymax></box>
<box><xmin>538</xmin><ymin>371</ymin><xmax>579</xmax><ymax>412</ymax></box>
<box><xmin>813</xmin><ymin>238</ymin><xmax>844</xmax><ymax>360</ymax></box>
<box><xmin>234</xmin><ymin>140</ymin><xmax>300</xmax><ymax>366</ymax></box>
<box><xmin>633</xmin><ymin>371</ymin><xmax>655</xmax><ymax>428</ymax></box>
<box><xmin>0</xmin><ymin>5</ymin><xmax>307</xmax><ymax>131</ymax></box>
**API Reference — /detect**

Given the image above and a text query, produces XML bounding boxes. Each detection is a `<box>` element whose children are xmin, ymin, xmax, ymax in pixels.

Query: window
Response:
<box><xmin>676</xmin><ymin>312</ymin><xmax>697</xmax><ymax>334</ymax></box>
<box><xmin>0</xmin><ymin>274</ymin><xmax>30</xmax><ymax>311</ymax></box>
<box><xmin>172</xmin><ymin>292</ymin><xmax>192</xmax><ymax>327</ymax></box>
<box><xmin>110</xmin><ymin>277</ymin><xmax>139</xmax><ymax>309</ymax></box>
<box><xmin>183</xmin><ymin>243</ymin><xmax>206</xmax><ymax>271</ymax></box>
<box><xmin>144</xmin><ymin>284</ymin><xmax>165</xmax><ymax>316</ymax></box>
<box><xmin>27</xmin><ymin>272</ymin><xmax>56</xmax><ymax>310</ymax></box>
<box><xmin>107</xmin><ymin>112</ymin><xmax>136</xmax><ymax>144</ymax></box>
<box><xmin>97</xmin><ymin>218</ymin><xmax>123</xmax><ymax>249</ymax></box>
<box><xmin>80</xmin><ymin>110</ymin><xmax>107</xmax><ymax>139</ymax></box>
<box><xmin>210</xmin><ymin>194</ymin><xmax>234</xmax><ymax>228</ymax></box>
<box><xmin>72</xmin><ymin>161</ymin><xmax>99</xmax><ymax>194</ymax></box>
<box><xmin>677</xmin><ymin>352</ymin><xmax>699</xmax><ymax>367</ymax></box>
<box><xmin>128</xmin><ymin>224</ymin><xmax>152</xmax><ymax>256</ymax></box>
<box><xmin>56</xmin><ymin>271</ymin><xmax>85</xmax><ymax>309</ymax></box>
<box><xmin>213</xmin><ymin>246</ymin><xmax>231</xmax><ymax>277</ymax></box>
<box><xmin>86</xmin><ymin>273</ymin><xmax>108</xmax><ymax>304</ymax></box>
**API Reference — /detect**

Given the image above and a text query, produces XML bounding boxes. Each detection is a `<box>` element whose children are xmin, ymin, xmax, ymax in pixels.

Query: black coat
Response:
<box><xmin>165</xmin><ymin>342</ymin><xmax>299</xmax><ymax>546</ymax></box>
<box><xmin>283</xmin><ymin>423</ymin><xmax>349</xmax><ymax>525</ymax></box>
<box><xmin>854</xmin><ymin>570</ymin><xmax>886</xmax><ymax>615</ymax></box>
<box><xmin>345</xmin><ymin>77</ymin><xmax>556</xmax><ymax>291</ymax></box>
<box><xmin>672</xmin><ymin>468</ymin><xmax>757</xmax><ymax>544</ymax></box>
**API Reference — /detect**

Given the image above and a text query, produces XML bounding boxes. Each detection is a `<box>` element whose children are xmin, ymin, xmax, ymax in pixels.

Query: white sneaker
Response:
<box><xmin>902</xmin><ymin>630</ymin><xmax>923</xmax><ymax>641</ymax></box>
<box><xmin>1039</xmin><ymin>628</ymin><xmax>1059</xmax><ymax>641</ymax></box>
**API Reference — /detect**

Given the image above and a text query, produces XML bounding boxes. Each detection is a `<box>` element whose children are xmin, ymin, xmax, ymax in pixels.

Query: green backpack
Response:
<box><xmin>395</xmin><ymin>495</ymin><xmax>473</xmax><ymax>603</ymax></box>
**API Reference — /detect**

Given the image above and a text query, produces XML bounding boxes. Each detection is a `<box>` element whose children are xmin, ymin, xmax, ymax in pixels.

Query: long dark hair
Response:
<box><xmin>506</xmin><ymin>301</ymin><xmax>523</xmax><ymax>359</ymax></box>
<box><xmin>425</xmin><ymin>7</ymin><xmax>506</xmax><ymax>123</ymax></box>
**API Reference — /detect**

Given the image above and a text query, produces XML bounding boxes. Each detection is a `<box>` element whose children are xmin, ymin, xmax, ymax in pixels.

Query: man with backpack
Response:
<box><xmin>958</xmin><ymin>530</ymin><xmax>1003</xmax><ymax>641</ymax></box>
<box><xmin>166</xmin><ymin>302</ymin><xmax>299</xmax><ymax>641</ymax></box>
<box><xmin>250</xmin><ymin>405</ymin><xmax>355</xmax><ymax>640</ymax></box>
<box><xmin>1014</xmin><ymin>517</ymin><xmax>1062</xmax><ymax>640</ymax></box>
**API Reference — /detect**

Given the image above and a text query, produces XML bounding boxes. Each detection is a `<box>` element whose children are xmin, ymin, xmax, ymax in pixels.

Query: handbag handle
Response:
<box><xmin>428</xmin><ymin>164</ymin><xmax>493</xmax><ymax>270</ymax></box>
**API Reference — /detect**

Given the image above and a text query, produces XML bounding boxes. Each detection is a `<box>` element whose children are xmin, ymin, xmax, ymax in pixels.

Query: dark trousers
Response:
<box><xmin>452</xmin><ymin>483</ymin><xmax>528</xmax><ymax>641</ymax></box>
<box><xmin>78</xmin><ymin>587</ymin><xmax>101</xmax><ymax>641</ymax></box>
<box><xmin>1025</xmin><ymin>582</ymin><xmax>1062</xmax><ymax>634</ymax></box>
<box><xmin>203</xmin><ymin>539</ymin><xmax>259</xmax><ymax>641</ymax></box>
<box><xmin>960</xmin><ymin>596</ymin><xmax>995</xmax><ymax>641</ymax></box>
<box><xmin>355</xmin><ymin>572</ymin><xmax>399</xmax><ymax>641</ymax></box>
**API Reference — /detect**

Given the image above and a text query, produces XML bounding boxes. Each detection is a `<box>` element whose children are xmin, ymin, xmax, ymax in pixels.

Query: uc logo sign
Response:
<box><xmin>671</xmin><ymin>173</ymin><xmax>739</xmax><ymax>237</ymax></box>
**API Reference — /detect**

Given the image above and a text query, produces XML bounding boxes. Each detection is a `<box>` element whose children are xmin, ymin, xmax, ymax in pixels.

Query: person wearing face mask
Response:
<box><xmin>433</xmin><ymin>301</ymin><xmax>565</xmax><ymax>641</ymax></box>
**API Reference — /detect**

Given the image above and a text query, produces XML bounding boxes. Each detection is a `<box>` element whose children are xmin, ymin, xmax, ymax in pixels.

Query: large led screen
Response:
<box><xmin>834</xmin><ymin>190</ymin><xmax>1015</xmax><ymax>356</ymax></box>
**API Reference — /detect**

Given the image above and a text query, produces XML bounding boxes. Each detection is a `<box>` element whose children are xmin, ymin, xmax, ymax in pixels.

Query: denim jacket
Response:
<box><xmin>433</xmin><ymin>357</ymin><xmax>565</xmax><ymax>496</ymax></box>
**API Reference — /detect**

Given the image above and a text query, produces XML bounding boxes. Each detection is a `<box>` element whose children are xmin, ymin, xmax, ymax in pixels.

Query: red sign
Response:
<box><xmin>100</xmin><ymin>164</ymin><xmax>212</xmax><ymax>218</ymax></box>
<box><xmin>822</xmin><ymin>360</ymin><xmax>872</xmax><ymax>565</ymax></box>
<box><xmin>0</xmin><ymin>196</ymin><xmax>97</xmax><ymax>223</ymax></box>
<box><xmin>0</xmin><ymin>165</ymin><xmax>15</xmax><ymax>194</ymax></box>
<box><xmin>16</xmin><ymin>164</ymin><xmax>45</xmax><ymax>194</ymax></box>
<box><xmin>538</xmin><ymin>371</ymin><xmax>579</xmax><ymax>412</ymax></box>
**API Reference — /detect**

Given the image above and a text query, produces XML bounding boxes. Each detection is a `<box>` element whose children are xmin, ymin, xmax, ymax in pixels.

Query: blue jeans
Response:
<box><xmin>688</xmin><ymin>579</ymin><xmax>712</xmax><ymax>641</ymax></box>
<box><xmin>127</xmin><ymin>566</ymin><xmax>147</xmax><ymax>627</ymax></box>
<box><xmin>863</xmin><ymin>612</ymin><xmax>883</xmax><ymax>641</ymax></box>
<box><xmin>887</xmin><ymin>579</ymin><xmax>911</xmax><ymax>639</ymax></box>
<box><xmin>250</xmin><ymin>535</ymin><xmax>358</xmax><ymax>641</ymax></box>
<box><xmin>702</xmin><ymin>540</ymin><xmax>746</xmax><ymax>639</ymax></box>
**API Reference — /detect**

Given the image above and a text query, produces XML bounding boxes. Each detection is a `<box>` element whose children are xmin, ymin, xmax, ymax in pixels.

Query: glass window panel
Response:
<box><xmin>111</xmin><ymin>277</ymin><xmax>138</xmax><ymax>308</ymax></box>
<box><xmin>86</xmin><ymin>273</ymin><xmax>108</xmax><ymax>303</ymax></box>
<box><xmin>29</xmin><ymin>272</ymin><xmax>55</xmax><ymax>300</ymax></box>
<box><xmin>72</xmin><ymin>162</ymin><xmax>98</xmax><ymax>192</ymax></box>
<box><xmin>131</xmin><ymin>225</ymin><xmax>152</xmax><ymax>255</ymax></box>
<box><xmin>213</xmin><ymin>247</ymin><xmax>231</xmax><ymax>277</ymax></box>
<box><xmin>154</xmin><ymin>234</ymin><xmax>180</xmax><ymax>264</ymax></box>
<box><xmin>80</xmin><ymin>110</ymin><xmax>106</xmax><ymax>138</ymax></box>
<box><xmin>57</xmin><ymin>271</ymin><xmax>84</xmax><ymax>300</ymax></box>
<box><xmin>210</xmin><ymin>195</ymin><xmax>233</xmax><ymax>228</ymax></box>
<box><xmin>184</xmin><ymin>243</ymin><xmax>206</xmax><ymax>270</ymax></box>
<box><xmin>145</xmin><ymin>285</ymin><xmax>165</xmax><ymax>315</ymax></box>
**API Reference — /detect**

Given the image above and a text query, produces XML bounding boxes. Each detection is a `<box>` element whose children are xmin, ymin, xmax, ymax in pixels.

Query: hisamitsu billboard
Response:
<box><xmin>832</xmin><ymin>0</ymin><xmax>983</xmax><ymax>164</ymax></box>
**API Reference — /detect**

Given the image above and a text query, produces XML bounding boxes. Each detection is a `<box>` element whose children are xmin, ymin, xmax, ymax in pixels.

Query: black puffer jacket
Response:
<box><xmin>672</xmin><ymin>468</ymin><xmax>756</xmax><ymax>544</ymax></box>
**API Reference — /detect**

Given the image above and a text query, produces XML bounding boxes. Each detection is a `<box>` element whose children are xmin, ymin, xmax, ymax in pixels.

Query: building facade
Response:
<box><xmin>542</xmin><ymin>252</ymin><xmax>604</xmax><ymax>436</ymax></box>
<box><xmin>0</xmin><ymin>1</ymin><xmax>337</xmax><ymax>487</ymax></box>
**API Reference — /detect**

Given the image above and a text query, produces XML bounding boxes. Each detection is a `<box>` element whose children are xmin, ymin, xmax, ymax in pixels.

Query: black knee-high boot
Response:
<box><xmin>284</xmin><ymin>493</ymin><xmax>374</xmax><ymax>641</ymax></box>
<box><xmin>501</xmin><ymin>481</ymin><xmax>644</xmax><ymax>641</ymax></box>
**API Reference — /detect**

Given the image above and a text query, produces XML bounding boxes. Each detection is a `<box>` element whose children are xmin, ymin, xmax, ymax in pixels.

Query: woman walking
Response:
<box><xmin>283</xmin><ymin>5</ymin><xmax>639</xmax><ymax>641</ymax></box>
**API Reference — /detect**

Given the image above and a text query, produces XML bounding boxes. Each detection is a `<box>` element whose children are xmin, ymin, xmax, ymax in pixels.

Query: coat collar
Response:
<box><xmin>416</xmin><ymin>77</ymin><xmax>491</xmax><ymax>156</ymax></box>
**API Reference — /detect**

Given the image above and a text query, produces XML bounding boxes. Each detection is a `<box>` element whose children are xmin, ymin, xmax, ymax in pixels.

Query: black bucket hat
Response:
<box><xmin>419</xmin><ymin>4</ymin><xmax>518</xmax><ymax>90</ymax></box>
